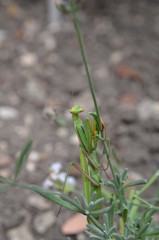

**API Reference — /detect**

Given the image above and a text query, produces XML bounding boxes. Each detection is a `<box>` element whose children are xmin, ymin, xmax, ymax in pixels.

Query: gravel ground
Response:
<box><xmin>0</xmin><ymin>0</ymin><xmax>159</xmax><ymax>239</ymax></box>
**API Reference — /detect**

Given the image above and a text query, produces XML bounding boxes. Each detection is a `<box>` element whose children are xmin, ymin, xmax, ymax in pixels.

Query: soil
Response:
<box><xmin>0</xmin><ymin>0</ymin><xmax>159</xmax><ymax>239</ymax></box>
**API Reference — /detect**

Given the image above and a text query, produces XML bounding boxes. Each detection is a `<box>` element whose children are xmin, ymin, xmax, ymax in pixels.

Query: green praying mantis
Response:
<box><xmin>69</xmin><ymin>104</ymin><xmax>107</xmax><ymax>221</ymax></box>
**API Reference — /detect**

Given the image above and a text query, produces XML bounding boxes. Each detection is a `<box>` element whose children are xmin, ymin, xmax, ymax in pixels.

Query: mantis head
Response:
<box><xmin>70</xmin><ymin>105</ymin><xmax>84</xmax><ymax>114</ymax></box>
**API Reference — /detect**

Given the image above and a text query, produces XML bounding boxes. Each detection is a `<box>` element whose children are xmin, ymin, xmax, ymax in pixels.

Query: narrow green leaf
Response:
<box><xmin>14</xmin><ymin>139</ymin><xmax>33</xmax><ymax>179</ymax></box>
<box><xmin>123</xmin><ymin>179</ymin><xmax>147</xmax><ymax>189</ymax></box>
<box><xmin>121</xmin><ymin>168</ymin><xmax>128</xmax><ymax>182</ymax></box>
<box><xmin>147</xmin><ymin>230</ymin><xmax>159</xmax><ymax>236</ymax></box>
<box><xmin>137</xmin><ymin>223</ymin><xmax>149</xmax><ymax>238</ymax></box>
<box><xmin>28</xmin><ymin>185</ymin><xmax>79</xmax><ymax>212</ymax></box>
<box><xmin>112</xmin><ymin>233</ymin><xmax>122</xmax><ymax>240</ymax></box>
<box><xmin>0</xmin><ymin>176</ymin><xmax>78</xmax><ymax>212</ymax></box>
<box><xmin>90</xmin><ymin>206</ymin><xmax>112</xmax><ymax>216</ymax></box>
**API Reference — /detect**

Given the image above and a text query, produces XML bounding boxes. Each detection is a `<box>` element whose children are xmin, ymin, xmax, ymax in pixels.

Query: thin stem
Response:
<box><xmin>71</xmin><ymin>5</ymin><xmax>102</xmax><ymax>132</ymax></box>
<box><xmin>70</xmin><ymin>3</ymin><xmax>117</xmax><ymax>184</ymax></box>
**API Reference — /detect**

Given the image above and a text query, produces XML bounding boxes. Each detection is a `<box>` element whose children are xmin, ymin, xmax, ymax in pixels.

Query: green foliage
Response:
<box><xmin>14</xmin><ymin>139</ymin><xmax>33</xmax><ymax>180</ymax></box>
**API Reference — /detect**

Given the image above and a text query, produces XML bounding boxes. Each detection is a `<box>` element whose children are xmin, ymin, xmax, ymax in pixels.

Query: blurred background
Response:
<box><xmin>0</xmin><ymin>0</ymin><xmax>159</xmax><ymax>239</ymax></box>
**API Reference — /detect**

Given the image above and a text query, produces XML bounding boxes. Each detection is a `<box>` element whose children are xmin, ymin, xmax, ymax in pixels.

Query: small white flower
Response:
<box><xmin>58</xmin><ymin>172</ymin><xmax>67</xmax><ymax>182</ymax></box>
<box><xmin>50</xmin><ymin>172</ymin><xmax>59</xmax><ymax>181</ymax></box>
<box><xmin>66</xmin><ymin>176</ymin><xmax>76</xmax><ymax>186</ymax></box>
<box><xmin>42</xmin><ymin>179</ymin><xmax>54</xmax><ymax>189</ymax></box>
<box><xmin>50</xmin><ymin>162</ymin><xmax>62</xmax><ymax>174</ymax></box>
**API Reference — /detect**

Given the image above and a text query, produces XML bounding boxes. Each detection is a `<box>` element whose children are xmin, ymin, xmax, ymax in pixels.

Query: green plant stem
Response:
<box><xmin>71</xmin><ymin>5</ymin><xmax>117</xmax><ymax>184</ymax></box>
<box><xmin>71</xmin><ymin>7</ymin><xmax>102</xmax><ymax>132</ymax></box>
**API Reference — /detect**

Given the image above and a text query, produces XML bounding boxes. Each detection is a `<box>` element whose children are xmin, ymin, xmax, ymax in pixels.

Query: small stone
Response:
<box><xmin>0</xmin><ymin>155</ymin><xmax>11</xmax><ymax>168</ymax></box>
<box><xmin>23</xmin><ymin>19</ymin><xmax>39</xmax><ymax>40</ymax></box>
<box><xmin>40</xmin><ymin>32</ymin><xmax>57</xmax><ymax>51</ymax></box>
<box><xmin>24</xmin><ymin>114</ymin><xmax>34</xmax><ymax>127</ymax></box>
<box><xmin>25</xmin><ymin>80</ymin><xmax>46</xmax><ymax>104</ymax></box>
<box><xmin>26</xmin><ymin>162</ymin><xmax>36</xmax><ymax>172</ymax></box>
<box><xmin>33</xmin><ymin>211</ymin><xmax>56</xmax><ymax>234</ymax></box>
<box><xmin>149</xmin><ymin>134</ymin><xmax>159</xmax><ymax>153</ymax></box>
<box><xmin>77</xmin><ymin>233</ymin><xmax>87</xmax><ymax>240</ymax></box>
<box><xmin>0</xmin><ymin>29</ymin><xmax>7</xmax><ymax>46</ymax></box>
<box><xmin>0</xmin><ymin>106</ymin><xmax>19</xmax><ymax>120</ymax></box>
<box><xmin>27</xmin><ymin>194</ymin><xmax>52</xmax><ymax>210</ymax></box>
<box><xmin>119</xmin><ymin>105</ymin><xmax>137</xmax><ymax>124</ymax></box>
<box><xmin>61</xmin><ymin>214</ymin><xmax>87</xmax><ymax>235</ymax></box>
<box><xmin>69</xmin><ymin>134</ymin><xmax>79</xmax><ymax>145</ymax></box>
<box><xmin>109</xmin><ymin>51</ymin><xmax>123</xmax><ymax>65</ymax></box>
<box><xmin>120</xmin><ymin>93</ymin><xmax>138</xmax><ymax>105</ymax></box>
<box><xmin>94</xmin><ymin>66</ymin><xmax>109</xmax><ymax>80</ymax></box>
<box><xmin>116</xmin><ymin>64</ymin><xmax>141</xmax><ymax>80</ymax></box>
<box><xmin>137</xmin><ymin>99</ymin><xmax>159</xmax><ymax>121</ymax></box>
<box><xmin>28</xmin><ymin>151</ymin><xmax>40</xmax><ymax>162</ymax></box>
<box><xmin>14</xmin><ymin>125</ymin><xmax>30</xmax><ymax>139</ymax></box>
<box><xmin>56</xmin><ymin>128</ymin><xmax>69</xmax><ymax>138</ymax></box>
<box><xmin>0</xmin><ymin>168</ymin><xmax>11</xmax><ymax>178</ymax></box>
<box><xmin>19</xmin><ymin>53</ymin><xmax>38</xmax><ymax>67</ymax></box>
<box><xmin>0</xmin><ymin>141</ymin><xmax>8</xmax><ymax>151</ymax></box>
<box><xmin>7</xmin><ymin>224</ymin><xmax>35</xmax><ymax>240</ymax></box>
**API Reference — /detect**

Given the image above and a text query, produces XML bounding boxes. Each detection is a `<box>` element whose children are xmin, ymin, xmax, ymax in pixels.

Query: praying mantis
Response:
<box><xmin>70</xmin><ymin>105</ymin><xmax>107</xmax><ymax>220</ymax></box>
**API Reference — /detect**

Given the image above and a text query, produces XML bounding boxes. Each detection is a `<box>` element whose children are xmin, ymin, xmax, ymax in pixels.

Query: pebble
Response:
<box><xmin>0</xmin><ymin>155</ymin><xmax>11</xmax><ymax>168</ymax></box>
<box><xmin>0</xmin><ymin>141</ymin><xmax>8</xmax><ymax>151</ymax></box>
<box><xmin>149</xmin><ymin>134</ymin><xmax>159</xmax><ymax>153</ymax></box>
<box><xmin>43</xmin><ymin>143</ymin><xmax>53</xmax><ymax>154</ymax></box>
<box><xmin>26</xmin><ymin>162</ymin><xmax>36</xmax><ymax>172</ymax></box>
<box><xmin>14</xmin><ymin>125</ymin><xmax>30</xmax><ymax>139</ymax></box>
<box><xmin>7</xmin><ymin>224</ymin><xmax>35</xmax><ymax>240</ymax></box>
<box><xmin>27</xmin><ymin>194</ymin><xmax>52</xmax><ymax>210</ymax></box>
<box><xmin>137</xmin><ymin>98</ymin><xmax>159</xmax><ymax>121</ymax></box>
<box><xmin>33</xmin><ymin>211</ymin><xmax>56</xmax><ymax>234</ymax></box>
<box><xmin>56</xmin><ymin>127</ymin><xmax>69</xmax><ymax>138</ymax></box>
<box><xmin>24</xmin><ymin>114</ymin><xmax>34</xmax><ymax>127</ymax></box>
<box><xmin>25</xmin><ymin>80</ymin><xmax>46</xmax><ymax>104</ymax></box>
<box><xmin>23</xmin><ymin>19</ymin><xmax>39</xmax><ymax>40</ymax></box>
<box><xmin>0</xmin><ymin>29</ymin><xmax>7</xmax><ymax>46</ymax></box>
<box><xmin>19</xmin><ymin>53</ymin><xmax>38</xmax><ymax>67</ymax></box>
<box><xmin>94</xmin><ymin>66</ymin><xmax>109</xmax><ymax>80</ymax></box>
<box><xmin>28</xmin><ymin>151</ymin><xmax>41</xmax><ymax>162</ymax></box>
<box><xmin>61</xmin><ymin>213</ymin><xmax>87</xmax><ymax>235</ymax></box>
<box><xmin>109</xmin><ymin>51</ymin><xmax>123</xmax><ymax>65</ymax></box>
<box><xmin>0</xmin><ymin>168</ymin><xmax>11</xmax><ymax>178</ymax></box>
<box><xmin>77</xmin><ymin>233</ymin><xmax>87</xmax><ymax>240</ymax></box>
<box><xmin>54</xmin><ymin>142</ymin><xmax>69</xmax><ymax>158</ymax></box>
<box><xmin>69</xmin><ymin>134</ymin><xmax>79</xmax><ymax>146</ymax></box>
<box><xmin>0</xmin><ymin>106</ymin><xmax>19</xmax><ymax>120</ymax></box>
<box><xmin>119</xmin><ymin>105</ymin><xmax>137</xmax><ymax>124</ymax></box>
<box><xmin>40</xmin><ymin>32</ymin><xmax>57</xmax><ymax>51</ymax></box>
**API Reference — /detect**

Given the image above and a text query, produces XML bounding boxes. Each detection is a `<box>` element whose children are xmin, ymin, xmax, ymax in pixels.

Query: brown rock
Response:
<box><xmin>61</xmin><ymin>214</ymin><xmax>87</xmax><ymax>235</ymax></box>
<box><xmin>116</xmin><ymin>64</ymin><xmax>141</xmax><ymax>80</ymax></box>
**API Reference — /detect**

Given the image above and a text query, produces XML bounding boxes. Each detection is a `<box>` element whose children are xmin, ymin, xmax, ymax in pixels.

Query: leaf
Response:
<box><xmin>14</xmin><ymin>139</ymin><xmax>33</xmax><ymax>180</ymax></box>
<box><xmin>27</xmin><ymin>184</ymin><xmax>79</xmax><ymax>212</ymax></box>
<box><xmin>123</xmin><ymin>179</ymin><xmax>147</xmax><ymax>189</ymax></box>
<box><xmin>0</xmin><ymin>176</ymin><xmax>79</xmax><ymax>212</ymax></box>
<box><xmin>147</xmin><ymin>230</ymin><xmax>159</xmax><ymax>236</ymax></box>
